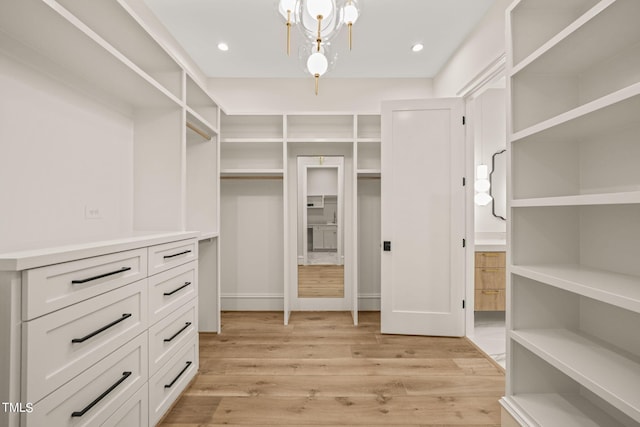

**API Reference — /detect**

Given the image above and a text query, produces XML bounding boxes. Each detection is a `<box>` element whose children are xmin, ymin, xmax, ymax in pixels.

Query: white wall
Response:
<box><xmin>433</xmin><ymin>0</ymin><xmax>512</xmax><ymax>97</ymax></box>
<box><xmin>358</xmin><ymin>179</ymin><xmax>381</xmax><ymax>310</ymax></box>
<box><xmin>220</xmin><ymin>179</ymin><xmax>284</xmax><ymax>310</ymax></box>
<box><xmin>208</xmin><ymin>78</ymin><xmax>433</xmax><ymax>113</ymax></box>
<box><xmin>474</xmin><ymin>88</ymin><xmax>507</xmax><ymax>234</ymax></box>
<box><xmin>0</xmin><ymin>53</ymin><xmax>133</xmax><ymax>252</ymax></box>
<box><xmin>307</xmin><ymin>168</ymin><xmax>338</xmax><ymax>196</ymax></box>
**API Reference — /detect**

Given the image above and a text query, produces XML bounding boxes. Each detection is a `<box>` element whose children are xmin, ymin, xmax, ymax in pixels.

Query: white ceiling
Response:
<box><xmin>144</xmin><ymin>0</ymin><xmax>495</xmax><ymax>79</ymax></box>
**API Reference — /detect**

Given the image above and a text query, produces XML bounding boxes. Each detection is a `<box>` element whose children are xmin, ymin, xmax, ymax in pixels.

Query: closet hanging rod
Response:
<box><xmin>186</xmin><ymin>121</ymin><xmax>212</xmax><ymax>141</ymax></box>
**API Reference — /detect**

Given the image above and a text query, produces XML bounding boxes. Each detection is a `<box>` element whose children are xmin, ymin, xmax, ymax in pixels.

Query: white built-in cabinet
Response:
<box><xmin>0</xmin><ymin>0</ymin><xmax>221</xmax><ymax>425</ymax></box>
<box><xmin>219</xmin><ymin>113</ymin><xmax>381</xmax><ymax>317</ymax></box>
<box><xmin>502</xmin><ymin>1</ymin><xmax>640</xmax><ymax>425</ymax></box>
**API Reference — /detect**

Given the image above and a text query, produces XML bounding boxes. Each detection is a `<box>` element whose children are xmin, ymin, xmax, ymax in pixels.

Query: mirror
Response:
<box><xmin>490</xmin><ymin>149</ymin><xmax>507</xmax><ymax>221</ymax></box>
<box><xmin>297</xmin><ymin>156</ymin><xmax>344</xmax><ymax>298</ymax></box>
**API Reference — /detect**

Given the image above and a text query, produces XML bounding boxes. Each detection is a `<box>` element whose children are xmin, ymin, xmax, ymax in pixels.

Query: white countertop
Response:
<box><xmin>0</xmin><ymin>231</ymin><xmax>201</xmax><ymax>271</ymax></box>
<box><xmin>475</xmin><ymin>239</ymin><xmax>507</xmax><ymax>252</ymax></box>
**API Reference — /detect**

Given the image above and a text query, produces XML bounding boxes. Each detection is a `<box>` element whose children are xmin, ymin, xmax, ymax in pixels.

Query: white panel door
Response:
<box><xmin>381</xmin><ymin>98</ymin><xmax>465</xmax><ymax>336</ymax></box>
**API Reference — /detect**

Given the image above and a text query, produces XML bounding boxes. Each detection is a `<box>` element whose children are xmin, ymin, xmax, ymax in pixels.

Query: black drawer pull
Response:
<box><xmin>71</xmin><ymin>267</ymin><xmax>131</xmax><ymax>284</ymax></box>
<box><xmin>164</xmin><ymin>322</ymin><xmax>192</xmax><ymax>342</ymax></box>
<box><xmin>165</xmin><ymin>361</ymin><xmax>192</xmax><ymax>388</ymax></box>
<box><xmin>71</xmin><ymin>313</ymin><xmax>132</xmax><ymax>343</ymax></box>
<box><xmin>71</xmin><ymin>371</ymin><xmax>131</xmax><ymax>417</ymax></box>
<box><xmin>163</xmin><ymin>282</ymin><xmax>191</xmax><ymax>296</ymax></box>
<box><xmin>163</xmin><ymin>250</ymin><xmax>191</xmax><ymax>259</ymax></box>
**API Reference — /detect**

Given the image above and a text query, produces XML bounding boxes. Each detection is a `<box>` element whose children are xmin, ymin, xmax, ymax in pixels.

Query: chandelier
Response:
<box><xmin>278</xmin><ymin>0</ymin><xmax>360</xmax><ymax>95</ymax></box>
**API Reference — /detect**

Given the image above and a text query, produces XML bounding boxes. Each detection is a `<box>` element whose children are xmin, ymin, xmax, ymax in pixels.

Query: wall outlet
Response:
<box><xmin>85</xmin><ymin>205</ymin><xmax>101</xmax><ymax>220</ymax></box>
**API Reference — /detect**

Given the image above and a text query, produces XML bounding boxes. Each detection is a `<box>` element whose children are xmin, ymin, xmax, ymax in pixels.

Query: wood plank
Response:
<box><xmin>351</xmin><ymin>343</ymin><xmax>482</xmax><ymax>359</ymax></box>
<box><xmin>202</xmin><ymin>333</ymin><xmax>378</xmax><ymax>345</ymax></box>
<box><xmin>211</xmin><ymin>396</ymin><xmax>502</xmax><ymax>425</ymax></box>
<box><xmin>161</xmin><ymin>312</ymin><xmax>505</xmax><ymax>426</ymax></box>
<box><xmin>186</xmin><ymin>375</ymin><xmax>408</xmax><ymax>397</ymax></box>
<box><xmin>159</xmin><ymin>395</ymin><xmax>221</xmax><ymax>424</ymax></box>
<box><xmin>298</xmin><ymin>265</ymin><xmax>344</xmax><ymax>298</ymax></box>
<box><xmin>401</xmin><ymin>376</ymin><xmax>504</xmax><ymax>396</ymax></box>
<box><xmin>198</xmin><ymin>343</ymin><xmax>353</xmax><ymax>359</ymax></box>
<box><xmin>198</xmin><ymin>357</ymin><xmax>483</xmax><ymax>377</ymax></box>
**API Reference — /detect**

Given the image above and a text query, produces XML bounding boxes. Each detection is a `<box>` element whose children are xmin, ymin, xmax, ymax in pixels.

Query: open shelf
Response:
<box><xmin>512</xmin><ymin>264</ymin><xmax>640</xmax><ymax>313</ymax></box>
<box><xmin>511</xmin><ymin>191</ymin><xmax>640</xmax><ymax>207</ymax></box>
<box><xmin>511</xmin><ymin>88</ymin><xmax>640</xmax><ymax>199</ymax></box>
<box><xmin>287</xmin><ymin>137</ymin><xmax>354</xmax><ymax>143</ymax></box>
<box><xmin>54</xmin><ymin>0</ymin><xmax>183</xmax><ymax>100</ymax></box>
<box><xmin>511</xmin><ymin>0</ymin><xmax>640</xmax><ymax>132</ymax></box>
<box><xmin>511</xmin><ymin>205</ymin><xmax>640</xmax><ymax>277</ymax></box>
<box><xmin>287</xmin><ymin>115</ymin><xmax>354</xmax><ymax>140</ymax></box>
<box><xmin>220</xmin><ymin>169</ymin><xmax>284</xmax><ymax>177</ymax></box>
<box><xmin>511</xmin><ymin>328</ymin><xmax>640</xmax><ymax>421</ymax></box>
<box><xmin>186</xmin><ymin>74</ymin><xmax>218</xmax><ymax>129</ymax></box>
<box><xmin>221</xmin><ymin>114</ymin><xmax>283</xmax><ymax>139</ymax></box>
<box><xmin>221</xmin><ymin>140</ymin><xmax>283</xmax><ymax>171</ymax></box>
<box><xmin>0</xmin><ymin>0</ymin><xmax>181</xmax><ymax>112</ymax></box>
<box><xmin>509</xmin><ymin>393</ymin><xmax>629</xmax><ymax>427</ymax></box>
<box><xmin>220</xmin><ymin>137</ymin><xmax>283</xmax><ymax>144</ymax></box>
<box><xmin>509</xmin><ymin>0</ymin><xmax>601</xmax><ymax>68</ymax></box>
<box><xmin>356</xmin><ymin>115</ymin><xmax>381</xmax><ymax>140</ymax></box>
<box><xmin>357</xmin><ymin>169</ymin><xmax>381</xmax><ymax>178</ymax></box>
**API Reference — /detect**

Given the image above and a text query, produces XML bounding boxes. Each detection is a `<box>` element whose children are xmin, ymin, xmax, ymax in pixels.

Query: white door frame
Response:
<box><xmin>290</xmin><ymin>154</ymin><xmax>350</xmax><ymax>311</ymax></box>
<box><xmin>458</xmin><ymin>54</ymin><xmax>506</xmax><ymax>337</ymax></box>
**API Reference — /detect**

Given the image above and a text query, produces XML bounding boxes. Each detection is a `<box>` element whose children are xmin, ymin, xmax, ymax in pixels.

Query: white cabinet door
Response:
<box><xmin>312</xmin><ymin>226</ymin><xmax>324</xmax><ymax>250</ymax></box>
<box><xmin>381</xmin><ymin>98</ymin><xmax>465</xmax><ymax>337</ymax></box>
<box><xmin>324</xmin><ymin>229</ymin><xmax>337</xmax><ymax>250</ymax></box>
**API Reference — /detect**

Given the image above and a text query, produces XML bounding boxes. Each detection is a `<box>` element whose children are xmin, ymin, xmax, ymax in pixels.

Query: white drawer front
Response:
<box><xmin>149</xmin><ymin>336</ymin><xmax>198</xmax><ymax>426</ymax></box>
<box><xmin>101</xmin><ymin>382</ymin><xmax>148</xmax><ymax>427</ymax></box>
<box><xmin>23</xmin><ymin>248</ymin><xmax>147</xmax><ymax>320</ymax></box>
<box><xmin>148</xmin><ymin>239</ymin><xmax>197</xmax><ymax>276</ymax></box>
<box><xmin>149</xmin><ymin>299</ymin><xmax>197</xmax><ymax>376</ymax></box>
<box><xmin>24</xmin><ymin>332</ymin><xmax>148</xmax><ymax>427</ymax></box>
<box><xmin>149</xmin><ymin>261</ymin><xmax>197</xmax><ymax>325</ymax></box>
<box><xmin>23</xmin><ymin>280</ymin><xmax>148</xmax><ymax>403</ymax></box>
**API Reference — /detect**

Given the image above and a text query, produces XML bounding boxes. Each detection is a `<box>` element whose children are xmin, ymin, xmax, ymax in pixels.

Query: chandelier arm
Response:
<box><xmin>316</xmin><ymin>15</ymin><xmax>323</xmax><ymax>52</ymax></box>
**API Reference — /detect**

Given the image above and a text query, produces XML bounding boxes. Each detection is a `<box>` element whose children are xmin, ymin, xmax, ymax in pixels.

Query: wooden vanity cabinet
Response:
<box><xmin>474</xmin><ymin>251</ymin><xmax>505</xmax><ymax>311</ymax></box>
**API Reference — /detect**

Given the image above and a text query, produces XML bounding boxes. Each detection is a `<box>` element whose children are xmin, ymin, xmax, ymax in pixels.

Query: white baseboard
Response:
<box><xmin>221</xmin><ymin>294</ymin><xmax>284</xmax><ymax>311</ymax></box>
<box><xmin>220</xmin><ymin>293</ymin><xmax>380</xmax><ymax>311</ymax></box>
<box><xmin>358</xmin><ymin>294</ymin><xmax>380</xmax><ymax>311</ymax></box>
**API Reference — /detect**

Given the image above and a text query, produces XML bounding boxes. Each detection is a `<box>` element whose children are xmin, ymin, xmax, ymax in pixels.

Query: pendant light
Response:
<box><xmin>278</xmin><ymin>0</ymin><xmax>361</xmax><ymax>94</ymax></box>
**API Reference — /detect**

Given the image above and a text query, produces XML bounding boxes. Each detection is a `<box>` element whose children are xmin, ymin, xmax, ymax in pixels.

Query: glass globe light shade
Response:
<box><xmin>475</xmin><ymin>192</ymin><xmax>493</xmax><ymax>206</ymax></box>
<box><xmin>474</xmin><ymin>179</ymin><xmax>491</xmax><ymax>192</ymax></box>
<box><xmin>296</xmin><ymin>0</ymin><xmax>341</xmax><ymax>42</ymax></box>
<box><xmin>307</xmin><ymin>0</ymin><xmax>333</xmax><ymax>18</ymax></box>
<box><xmin>343</xmin><ymin>3</ymin><xmax>359</xmax><ymax>23</ymax></box>
<box><xmin>278</xmin><ymin>0</ymin><xmax>298</xmax><ymax>20</ymax></box>
<box><xmin>307</xmin><ymin>51</ymin><xmax>328</xmax><ymax>76</ymax></box>
<box><xmin>476</xmin><ymin>164</ymin><xmax>489</xmax><ymax>180</ymax></box>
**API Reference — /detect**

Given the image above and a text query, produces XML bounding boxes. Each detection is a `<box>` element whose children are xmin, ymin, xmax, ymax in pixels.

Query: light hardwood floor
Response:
<box><xmin>160</xmin><ymin>311</ymin><xmax>504</xmax><ymax>426</ymax></box>
<box><xmin>298</xmin><ymin>265</ymin><xmax>345</xmax><ymax>297</ymax></box>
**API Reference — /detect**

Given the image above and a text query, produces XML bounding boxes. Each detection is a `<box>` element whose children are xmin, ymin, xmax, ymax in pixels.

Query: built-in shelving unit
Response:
<box><xmin>219</xmin><ymin>113</ymin><xmax>381</xmax><ymax>316</ymax></box>
<box><xmin>503</xmin><ymin>1</ymin><xmax>640</xmax><ymax>425</ymax></box>
<box><xmin>356</xmin><ymin>115</ymin><xmax>381</xmax><ymax>178</ymax></box>
<box><xmin>1</xmin><ymin>0</ymin><xmax>222</xmax><ymax>424</ymax></box>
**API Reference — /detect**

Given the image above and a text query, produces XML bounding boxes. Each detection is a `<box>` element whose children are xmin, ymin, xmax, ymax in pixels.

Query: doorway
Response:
<box><xmin>292</xmin><ymin>155</ymin><xmax>349</xmax><ymax>311</ymax></box>
<box><xmin>463</xmin><ymin>66</ymin><xmax>507</xmax><ymax>368</ymax></box>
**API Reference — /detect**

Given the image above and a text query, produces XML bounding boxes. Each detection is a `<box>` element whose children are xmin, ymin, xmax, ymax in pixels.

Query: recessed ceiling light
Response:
<box><xmin>217</xmin><ymin>42</ymin><xmax>229</xmax><ymax>52</ymax></box>
<box><xmin>412</xmin><ymin>43</ymin><xmax>424</xmax><ymax>52</ymax></box>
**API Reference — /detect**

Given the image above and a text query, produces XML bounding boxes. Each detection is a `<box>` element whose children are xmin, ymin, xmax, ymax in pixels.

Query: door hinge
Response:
<box><xmin>462</xmin><ymin>116</ymin><xmax>466</xmax><ymax>125</ymax></box>
<box><xmin>462</xmin><ymin>238</ymin><xmax>466</xmax><ymax>248</ymax></box>
<box><xmin>463</xmin><ymin>300</ymin><xmax>466</xmax><ymax>309</ymax></box>
<box><xmin>462</xmin><ymin>177</ymin><xmax>466</xmax><ymax>186</ymax></box>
